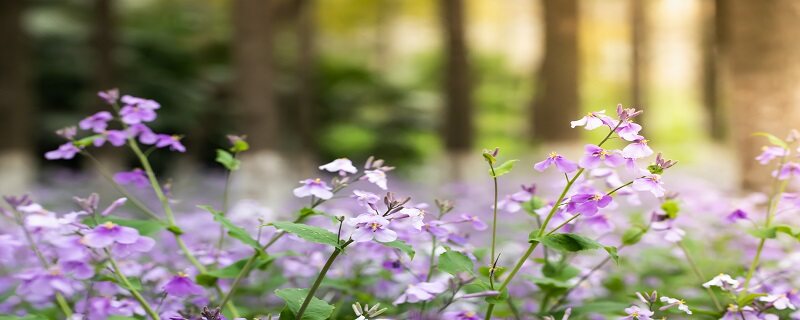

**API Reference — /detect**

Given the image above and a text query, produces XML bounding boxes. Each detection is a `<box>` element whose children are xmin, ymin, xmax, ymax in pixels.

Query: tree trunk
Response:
<box><xmin>0</xmin><ymin>1</ymin><xmax>35</xmax><ymax>195</ymax></box>
<box><xmin>232</xmin><ymin>0</ymin><xmax>287</xmax><ymax>205</ymax></box>
<box><xmin>439</xmin><ymin>0</ymin><xmax>474</xmax><ymax>180</ymax></box>
<box><xmin>630</xmin><ymin>0</ymin><xmax>646</xmax><ymax>111</ymax></box>
<box><xmin>294</xmin><ymin>0</ymin><xmax>316</xmax><ymax>175</ymax></box>
<box><xmin>90</xmin><ymin>0</ymin><xmax>127</xmax><ymax>173</ymax></box>
<box><xmin>531</xmin><ymin>0</ymin><xmax>580</xmax><ymax>142</ymax></box>
<box><xmin>723</xmin><ymin>0</ymin><xmax>800</xmax><ymax>190</ymax></box>
<box><xmin>701</xmin><ymin>0</ymin><xmax>726</xmax><ymax>141</ymax></box>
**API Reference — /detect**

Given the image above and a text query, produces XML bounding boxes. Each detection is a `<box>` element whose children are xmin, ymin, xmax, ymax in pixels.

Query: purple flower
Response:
<box><xmin>352</xmin><ymin>190</ymin><xmax>380</xmax><ymax>208</ymax></box>
<box><xmin>60</xmin><ymin>260</ymin><xmax>94</xmax><ymax>280</ymax></box>
<box><xmin>127</xmin><ymin>124</ymin><xmax>158</xmax><ymax>145</ymax></box>
<box><xmin>443</xmin><ymin>311</ymin><xmax>481</xmax><ymax>320</ymax></box>
<box><xmin>101</xmin><ymin>198</ymin><xmax>127</xmax><ymax>216</ymax></box>
<box><xmin>81</xmin><ymin>221</ymin><xmax>141</xmax><ymax>248</ymax></box>
<box><xmin>570</xmin><ymin>110</ymin><xmax>614</xmax><ymax>130</ymax></box>
<box><xmin>93</xmin><ymin>130</ymin><xmax>128</xmax><ymax>147</ymax></box>
<box><xmin>363</xmin><ymin>170</ymin><xmax>388</xmax><ymax>190</ymax></box>
<box><xmin>565</xmin><ymin>193</ymin><xmax>612</xmax><ymax>216</ymax></box>
<box><xmin>119</xmin><ymin>95</ymin><xmax>160</xmax><ymax>125</ymax></box>
<box><xmin>726</xmin><ymin>209</ymin><xmax>749</xmax><ymax>223</ymax></box>
<box><xmin>293</xmin><ymin>178</ymin><xmax>333</xmax><ymax>200</ymax></box>
<box><xmin>155</xmin><ymin>134</ymin><xmax>186</xmax><ymax>152</ymax></box>
<box><xmin>97</xmin><ymin>89</ymin><xmax>119</xmax><ymax>105</ymax></box>
<box><xmin>774</xmin><ymin>162</ymin><xmax>800</xmax><ymax>180</ymax></box>
<box><xmin>424</xmin><ymin>220</ymin><xmax>451</xmax><ymax>239</ymax></box>
<box><xmin>56</xmin><ymin>126</ymin><xmax>78</xmax><ymax>139</ymax></box>
<box><xmin>497</xmin><ymin>185</ymin><xmax>535</xmax><ymax>213</ymax></box>
<box><xmin>16</xmin><ymin>267</ymin><xmax>79</xmax><ymax>302</ymax></box>
<box><xmin>622</xmin><ymin>305</ymin><xmax>654</xmax><ymax>320</ymax></box>
<box><xmin>114</xmin><ymin>169</ymin><xmax>150</xmax><ymax>188</ymax></box>
<box><xmin>622</xmin><ymin>138</ymin><xmax>654</xmax><ymax>159</ymax></box>
<box><xmin>632</xmin><ymin>174</ymin><xmax>665</xmax><ymax>197</ymax></box>
<box><xmin>45</xmin><ymin>143</ymin><xmax>81</xmax><ymax>160</ymax></box>
<box><xmin>459</xmin><ymin>214</ymin><xmax>487</xmax><ymax>230</ymax></box>
<box><xmin>79</xmin><ymin>111</ymin><xmax>114</xmax><ymax>133</ymax></box>
<box><xmin>579</xmin><ymin>144</ymin><xmax>624</xmax><ymax>169</ymax></box>
<box><xmin>113</xmin><ymin>237</ymin><xmax>156</xmax><ymax>257</ymax></box>
<box><xmin>393</xmin><ymin>281</ymin><xmax>447</xmax><ymax>304</ymax></box>
<box><xmin>319</xmin><ymin>158</ymin><xmax>358</xmax><ymax>176</ymax></box>
<box><xmin>162</xmin><ymin>272</ymin><xmax>204</xmax><ymax>297</ymax></box>
<box><xmin>534</xmin><ymin>152</ymin><xmax>578</xmax><ymax>173</ymax></box>
<box><xmin>756</xmin><ymin>146</ymin><xmax>788</xmax><ymax>165</ymax></box>
<box><xmin>395</xmin><ymin>207</ymin><xmax>425</xmax><ymax>230</ymax></box>
<box><xmin>349</xmin><ymin>213</ymin><xmax>397</xmax><ymax>243</ymax></box>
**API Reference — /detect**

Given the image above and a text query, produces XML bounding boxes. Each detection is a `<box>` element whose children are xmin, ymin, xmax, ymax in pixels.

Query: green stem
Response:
<box><xmin>216</xmin><ymin>154</ymin><xmax>237</xmax><ymax>259</ymax></box>
<box><xmin>127</xmin><ymin>138</ymin><xmax>240</xmax><ymax>317</ymax></box>
<box><xmin>83</xmin><ymin>151</ymin><xmax>163</xmax><ymax>222</ymax></box>
<box><xmin>739</xmin><ymin>159</ymin><xmax>789</xmax><ymax>299</ymax></box>
<box><xmin>296</xmin><ymin>241</ymin><xmax>352</xmax><ymax>319</ymax></box>
<box><xmin>489</xmin><ymin>163</ymin><xmax>499</xmax><ymax>273</ymax></box>
<box><xmin>106</xmin><ymin>250</ymin><xmax>161</xmax><ymax>320</ymax></box>
<box><xmin>678</xmin><ymin>241</ymin><xmax>723</xmax><ymax>311</ymax></box>
<box><xmin>485</xmin><ymin>124</ymin><xmax>621</xmax><ymax>319</ymax></box>
<box><xmin>10</xmin><ymin>206</ymin><xmax>74</xmax><ymax>317</ymax></box>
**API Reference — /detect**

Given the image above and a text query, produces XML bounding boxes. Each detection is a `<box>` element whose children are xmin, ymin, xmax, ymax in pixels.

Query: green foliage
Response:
<box><xmin>661</xmin><ymin>200</ymin><xmax>680</xmax><ymax>219</ymax></box>
<box><xmin>200</xmin><ymin>205</ymin><xmax>261</xmax><ymax>250</ymax></box>
<box><xmin>489</xmin><ymin>159</ymin><xmax>519</xmax><ymax>177</ymax></box>
<box><xmin>275</xmin><ymin>288</ymin><xmax>335</xmax><ymax>320</ymax></box>
<box><xmin>269</xmin><ymin>221</ymin><xmax>341</xmax><ymax>248</ymax></box>
<box><xmin>533</xmin><ymin>233</ymin><xmax>602</xmax><ymax>252</ymax></box>
<box><xmin>753</xmin><ymin>132</ymin><xmax>789</xmax><ymax>150</ymax></box>
<box><xmin>196</xmin><ymin>255</ymin><xmax>274</xmax><ymax>287</ymax></box>
<box><xmin>437</xmin><ymin>250</ymin><xmax>475</xmax><ymax>276</ymax></box>
<box><xmin>215</xmin><ymin>149</ymin><xmax>240</xmax><ymax>171</ymax></box>
<box><xmin>380</xmin><ymin>240</ymin><xmax>416</xmax><ymax>260</ymax></box>
<box><xmin>622</xmin><ymin>227</ymin><xmax>647</xmax><ymax>245</ymax></box>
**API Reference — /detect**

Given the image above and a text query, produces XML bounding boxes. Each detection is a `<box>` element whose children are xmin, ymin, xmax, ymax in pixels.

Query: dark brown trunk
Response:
<box><xmin>232</xmin><ymin>0</ymin><xmax>279</xmax><ymax>152</ymax></box>
<box><xmin>296</xmin><ymin>0</ymin><xmax>315</xmax><ymax>161</ymax></box>
<box><xmin>724</xmin><ymin>0</ymin><xmax>800</xmax><ymax>190</ymax></box>
<box><xmin>440</xmin><ymin>0</ymin><xmax>474</xmax><ymax>152</ymax></box>
<box><xmin>0</xmin><ymin>0</ymin><xmax>33</xmax><ymax>153</ymax></box>
<box><xmin>532</xmin><ymin>0</ymin><xmax>580</xmax><ymax>142</ymax></box>
<box><xmin>702</xmin><ymin>0</ymin><xmax>726</xmax><ymax>141</ymax></box>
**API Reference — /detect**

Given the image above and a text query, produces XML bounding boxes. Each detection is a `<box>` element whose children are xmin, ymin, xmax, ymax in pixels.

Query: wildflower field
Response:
<box><xmin>3</xmin><ymin>93</ymin><xmax>799</xmax><ymax>320</ymax></box>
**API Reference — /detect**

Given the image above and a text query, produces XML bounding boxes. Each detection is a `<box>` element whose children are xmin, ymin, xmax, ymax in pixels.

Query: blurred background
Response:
<box><xmin>2</xmin><ymin>0</ymin><xmax>799</xmax><ymax>203</ymax></box>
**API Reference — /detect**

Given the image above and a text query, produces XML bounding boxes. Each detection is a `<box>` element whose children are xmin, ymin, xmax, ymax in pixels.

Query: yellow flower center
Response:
<box><xmin>548</xmin><ymin>152</ymin><xmax>558</xmax><ymax>158</ymax></box>
<box><xmin>103</xmin><ymin>221</ymin><xmax>116</xmax><ymax>229</ymax></box>
<box><xmin>370</xmin><ymin>222</ymin><xmax>381</xmax><ymax>231</ymax></box>
<box><xmin>178</xmin><ymin>272</ymin><xmax>188</xmax><ymax>278</ymax></box>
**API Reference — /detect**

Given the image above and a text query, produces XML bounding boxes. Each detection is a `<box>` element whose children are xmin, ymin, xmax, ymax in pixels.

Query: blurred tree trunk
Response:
<box><xmin>232</xmin><ymin>0</ymin><xmax>287</xmax><ymax>205</ymax></box>
<box><xmin>90</xmin><ymin>0</ymin><xmax>126</xmax><ymax>173</ymax></box>
<box><xmin>293</xmin><ymin>0</ymin><xmax>316</xmax><ymax>176</ymax></box>
<box><xmin>439</xmin><ymin>0</ymin><xmax>474</xmax><ymax>180</ymax></box>
<box><xmin>531</xmin><ymin>0</ymin><xmax>580</xmax><ymax>142</ymax></box>
<box><xmin>373</xmin><ymin>0</ymin><xmax>396</xmax><ymax>72</ymax></box>
<box><xmin>630</xmin><ymin>0</ymin><xmax>646</xmax><ymax>113</ymax></box>
<box><xmin>701</xmin><ymin>0</ymin><xmax>726</xmax><ymax>141</ymax></box>
<box><xmin>0</xmin><ymin>1</ymin><xmax>35</xmax><ymax>195</ymax></box>
<box><xmin>723</xmin><ymin>0</ymin><xmax>800</xmax><ymax>190</ymax></box>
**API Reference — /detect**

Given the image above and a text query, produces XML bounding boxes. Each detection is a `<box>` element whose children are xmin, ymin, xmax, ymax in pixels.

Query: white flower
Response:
<box><xmin>659</xmin><ymin>296</ymin><xmax>692</xmax><ymax>314</ymax></box>
<box><xmin>760</xmin><ymin>294</ymin><xmax>796</xmax><ymax>310</ymax></box>
<box><xmin>319</xmin><ymin>158</ymin><xmax>358</xmax><ymax>175</ymax></box>
<box><xmin>663</xmin><ymin>227</ymin><xmax>685</xmax><ymax>243</ymax></box>
<box><xmin>702</xmin><ymin>273</ymin><xmax>740</xmax><ymax>290</ymax></box>
<box><xmin>397</xmin><ymin>208</ymin><xmax>425</xmax><ymax>230</ymax></box>
<box><xmin>364</xmin><ymin>170</ymin><xmax>388</xmax><ymax>190</ymax></box>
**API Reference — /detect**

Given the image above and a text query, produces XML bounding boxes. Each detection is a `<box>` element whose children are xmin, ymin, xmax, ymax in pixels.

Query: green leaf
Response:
<box><xmin>484</xmin><ymin>289</ymin><xmax>508</xmax><ymax>303</ymax></box>
<box><xmin>380</xmin><ymin>240</ymin><xmax>416</xmax><ymax>260</ymax></box>
<box><xmin>621</xmin><ymin>227</ymin><xmax>647</xmax><ymax>245</ymax></box>
<box><xmin>199</xmin><ymin>205</ymin><xmax>262</xmax><ymax>250</ymax></box>
<box><xmin>522</xmin><ymin>196</ymin><xmax>545</xmax><ymax>214</ymax></box>
<box><xmin>749</xmin><ymin>227</ymin><xmax>777</xmax><ymax>239</ymax></box>
<box><xmin>542</xmin><ymin>263</ymin><xmax>580</xmax><ymax>281</ymax></box>
<box><xmin>197</xmin><ymin>255</ymin><xmax>275</xmax><ymax>286</ymax></box>
<box><xmin>490</xmin><ymin>159</ymin><xmax>519</xmax><ymax>177</ymax></box>
<box><xmin>736</xmin><ymin>292</ymin><xmax>766</xmax><ymax>306</ymax></box>
<box><xmin>535</xmin><ymin>233</ymin><xmax>603</xmax><ymax>252</ymax></box>
<box><xmin>216</xmin><ymin>149</ymin><xmax>241</xmax><ymax>171</ymax></box>
<box><xmin>604</xmin><ymin>246</ymin><xmax>619</xmax><ymax>264</ymax></box>
<box><xmin>753</xmin><ymin>132</ymin><xmax>789</xmax><ymax>150</ymax></box>
<box><xmin>0</xmin><ymin>315</ymin><xmax>48</xmax><ymax>320</ymax></box>
<box><xmin>661</xmin><ymin>200</ymin><xmax>680</xmax><ymax>219</ymax></box>
<box><xmin>528</xmin><ymin>277</ymin><xmax>571</xmax><ymax>291</ymax></box>
<box><xmin>73</xmin><ymin>134</ymin><xmax>103</xmax><ymax>147</ymax></box>
<box><xmin>275</xmin><ymin>288</ymin><xmax>335</xmax><ymax>320</ymax></box>
<box><xmin>482</xmin><ymin>151</ymin><xmax>497</xmax><ymax>164</ymax></box>
<box><xmin>437</xmin><ymin>250</ymin><xmax>475</xmax><ymax>276</ymax></box>
<box><xmin>270</xmin><ymin>221</ymin><xmax>340</xmax><ymax>247</ymax></box>
<box><xmin>230</xmin><ymin>138</ymin><xmax>250</xmax><ymax>153</ymax></box>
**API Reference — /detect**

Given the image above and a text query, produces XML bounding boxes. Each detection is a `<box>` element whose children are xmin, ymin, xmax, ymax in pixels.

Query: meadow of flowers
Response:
<box><xmin>2</xmin><ymin>90</ymin><xmax>800</xmax><ymax>320</ymax></box>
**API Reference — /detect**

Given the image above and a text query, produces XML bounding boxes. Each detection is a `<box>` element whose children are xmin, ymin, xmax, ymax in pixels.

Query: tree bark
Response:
<box><xmin>701</xmin><ymin>0</ymin><xmax>726</xmax><ymax>141</ymax></box>
<box><xmin>0</xmin><ymin>0</ymin><xmax>35</xmax><ymax>195</ymax></box>
<box><xmin>723</xmin><ymin>0</ymin><xmax>800</xmax><ymax>190</ymax></box>
<box><xmin>630</xmin><ymin>0</ymin><xmax>646</xmax><ymax>111</ymax></box>
<box><xmin>295</xmin><ymin>0</ymin><xmax>316</xmax><ymax>174</ymax></box>
<box><xmin>531</xmin><ymin>0</ymin><xmax>580</xmax><ymax>142</ymax></box>
<box><xmin>439</xmin><ymin>0</ymin><xmax>474</xmax><ymax>152</ymax></box>
<box><xmin>232</xmin><ymin>0</ymin><xmax>287</xmax><ymax>205</ymax></box>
